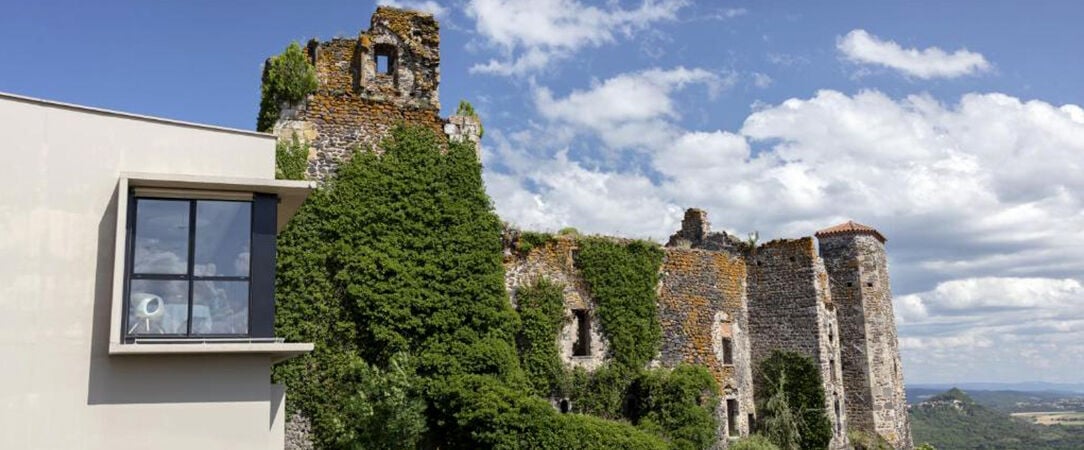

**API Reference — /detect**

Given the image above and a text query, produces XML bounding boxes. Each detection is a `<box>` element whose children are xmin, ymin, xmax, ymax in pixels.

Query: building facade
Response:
<box><xmin>0</xmin><ymin>92</ymin><xmax>314</xmax><ymax>449</ymax></box>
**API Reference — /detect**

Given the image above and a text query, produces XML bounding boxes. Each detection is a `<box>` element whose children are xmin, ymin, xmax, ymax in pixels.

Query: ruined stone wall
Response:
<box><xmin>746</xmin><ymin>237</ymin><xmax>848</xmax><ymax>449</ymax></box>
<box><xmin>820</xmin><ymin>234</ymin><xmax>912</xmax><ymax>449</ymax></box>
<box><xmin>271</xmin><ymin>7</ymin><xmax>476</xmax><ymax>181</ymax></box>
<box><xmin>658</xmin><ymin>248</ymin><xmax>754</xmax><ymax>443</ymax></box>
<box><xmin>504</xmin><ymin>236</ymin><xmax>609</xmax><ymax>371</ymax></box>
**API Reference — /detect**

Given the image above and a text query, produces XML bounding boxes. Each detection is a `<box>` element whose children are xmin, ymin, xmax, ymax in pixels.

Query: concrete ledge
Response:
<box><xmin>122</xmin><ymin>172</ymin><xmax>315</xmax><ymax>233</ymax></box>
<box><xmin>109</xmin><ymin>342</ymin><xmax>314</xmax><ymax>363</ymax></box>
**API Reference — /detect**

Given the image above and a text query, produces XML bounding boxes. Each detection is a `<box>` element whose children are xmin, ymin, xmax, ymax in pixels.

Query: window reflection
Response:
<box><xmin>195</xmin><ymin>201</ymin><xmax>251</xmax><ymax>277</ymax></box>
<box><xmin>126</xmin><ymin>197</ymin><xmax>254</xmax><ymax>339</ymax></box>
<box><xmin>132</xmin><ymin>200</ymin><xmax>189</xmax><ymax>274</ymax></box>
<box><xmin>192</xmin><ymin>281</ymin><xmax>249</xmax><ymax>335</ymax></box>
<box><xmin>127</xmin><ymin>280</ymin><xmax>188</xmax><ymax>335</ymax></box>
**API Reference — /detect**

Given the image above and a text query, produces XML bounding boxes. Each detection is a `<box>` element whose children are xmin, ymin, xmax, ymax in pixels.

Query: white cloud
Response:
<box><xmin>487</xmin><ymin>85</ymin><xmax>1084</xmax><ymax>381</ymax></box>
<box><xmin>751</xmin><ymin>72</ymin><xmax>772</xmax><ymax>88</ymax></box>
<box><xmin>377</xmin><ymin>0</ymin><xmax>448</xmax><ymax>18</ymax></box>
<box><xmin>533</xmin><ymin>67</ymin><xmax>727</xmax><ymax>148</ymax></box>
<box><xmin>837</xmin><ymin>29</ymin><xmax>991</xmax><ymax>79</ymax></box>
<box><xmin>466</xmin><ymin>0</ymin><xmax>687</xmax><ymax>76</ymax></box>
<box><xmin>897</xmin><ymin>277</ymin><xmax>1084</xmax><ymax>382</ymax></box>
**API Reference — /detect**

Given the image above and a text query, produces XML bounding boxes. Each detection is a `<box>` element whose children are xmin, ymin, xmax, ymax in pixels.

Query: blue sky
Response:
<box><xmin>4</xmin><ymin>0</ymin><xmax>1083</xmax><ymax>385</ymax></box>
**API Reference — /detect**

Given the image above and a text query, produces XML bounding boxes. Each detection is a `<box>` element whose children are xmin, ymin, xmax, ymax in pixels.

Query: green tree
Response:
<box><xmin>760</xmin><ymin>376</ymin><xmax>801</xmax><ymax>450</ymax></box>
<box><xmin>258</xmin><ymin>41</ymin><xmax>318</xmax><ymax>132</ymax></box>
<box><xmin>755</xmin><ymin>351</ymin><xmax>832</xmax><ymax>450</ymax></box>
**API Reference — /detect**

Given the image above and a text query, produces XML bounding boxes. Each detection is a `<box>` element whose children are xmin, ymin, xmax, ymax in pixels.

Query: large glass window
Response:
<box><xmin>125</xmin><ymin>198</ymin><xmax>252</xmax><ymax>338</ymax></box>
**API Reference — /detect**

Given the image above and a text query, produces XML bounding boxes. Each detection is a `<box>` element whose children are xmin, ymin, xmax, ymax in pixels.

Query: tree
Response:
<box><xmin>755</xmin><ymin>351</ymin><xmax>833</xmax><ymax>450</ymax></box>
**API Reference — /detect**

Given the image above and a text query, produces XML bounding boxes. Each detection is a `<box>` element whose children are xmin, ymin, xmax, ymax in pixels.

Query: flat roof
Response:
<box><xmin>0</xmin><ymin>90</ymin><xmax>274</xmax><ymax>140</ymax></box>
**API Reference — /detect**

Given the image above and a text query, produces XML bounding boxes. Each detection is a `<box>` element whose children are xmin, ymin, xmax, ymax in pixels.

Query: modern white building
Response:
<box><xmin>0</xmin><ymin>92</ymin><xmax>314</xmax><ymax>449</ymax></box>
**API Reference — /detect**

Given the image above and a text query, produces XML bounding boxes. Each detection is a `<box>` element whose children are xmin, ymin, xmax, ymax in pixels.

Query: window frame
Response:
<box><xmin>121</xmin><ymin>189</ymin><xmax>279</xmax><ymax>343</ymax></box>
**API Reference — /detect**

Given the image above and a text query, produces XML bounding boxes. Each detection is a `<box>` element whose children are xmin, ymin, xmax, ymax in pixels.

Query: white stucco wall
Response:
<box><xmin>0</xmin><ymin>93</ymin><xmax>289</xmax><ymax>449</ymax></box>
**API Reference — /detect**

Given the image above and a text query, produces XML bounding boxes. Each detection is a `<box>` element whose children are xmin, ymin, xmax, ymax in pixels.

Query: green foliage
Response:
<box><xmin>516</xmin><ymin>231</ymin><xmax>555</xmax><ymax>254</ymax></box>
<box><xmin>627</xmin><ymin>364</ymin><xmax>720</xmax><ymax>450</ymax></box>
<box><xmin>755</xmin><ymin>351</ymin><xmax>832</xmax><ymax>450</ymax></box>
<box><xmin>574</xmin><ymin>237</ymin><xmax>664</xmax><ymax>370</ymax></box>
<box><xmin>258</xmin><ymin>41</ymin><xmax>319</xmax><ymax>131</ymax></box>
<box><xmin>558</xmin><ymin>227</ymin><xmax>580</xmax><ymax>236</ymax></box>
<box><xmin>432</xmin><ymin>374</ymin><xmax>667</xmax><ymax>450</ymax></box>
<box><xmin>315</xmin><ymin>352</ymin><xmax>427</xmax><ymax>449</ymax></box>
<box><xmin>455</xmin><ymin>100</ymin><xmax>484</xmax><ymax>139</ymax></box>
<box><xmin>729</xmin><ymin>435</ymin><xmax>782</xmax><ymax>450</ymax></box>
<box><xmin>275</xmin><ymin>133</ymin><xmax>309</xmax><ymax>180</ymax></box>
<box><xmin>847</xmin><ymin>429</ymin><xmax>891</xmax><ymax>450</ymax></box>
<box><xmin>910</xmin><ymin>388</ymin><xmax>1084</xmax><ymax>450</ymax></box>
<box><xmin>274</xmin><ymin>124</ymin><xmax>521</xmax><ymax>446</ymax></box>
<box><xmin>761</xmin><ymin>376</ymin><xmax>800</xmax><ymax>450</ymax></box>
<box><xmin>914</xmin><ymin>443</ymin><xmax>937</xmax><ymax>450</ymax></box>
<box><xmin>274</xmin><ymin>124</ymin><xmax>719</xmax><ymax>449</ymax></box>
<box><xmin>515</xmin><ymin>278</ymin><xmax>569</xmax><ymax>398</ymax></box>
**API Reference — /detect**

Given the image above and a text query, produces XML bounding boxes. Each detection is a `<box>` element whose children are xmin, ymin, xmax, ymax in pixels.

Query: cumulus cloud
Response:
<box><xmin>838</xmin><ymin>29</ymin><xmax>991</xmax><ymax>79</ymax></box>
<box><xmin>486</xmin><ymin>83</ymin><xmax>1084</xmax><ymax>381</ymax></box>
<box><xmin>466</xmin><ymin>0</ymin><xmax>686</xmax><ymax>76</ymax></box>
<box><xmin>377</xmin><ymin>0</ymin><xmax>448</xmax><ymax>18</ymax></box>
<box><xmin>897</xmin><ymin>277</ymin><xmax>1084</xmax><ymax>382</ymax></box>
<box><xmin>533</xmin><ymin>67</ymin><xmax>727</xmax><ymax>148</ymax></box>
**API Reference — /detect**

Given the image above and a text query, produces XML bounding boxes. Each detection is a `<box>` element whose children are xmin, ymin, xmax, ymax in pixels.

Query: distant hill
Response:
<box><xmin>909</xmin><ymin>388</ymin><xmax>1084</xmax><ymax>450</ymax></box>
<box><xmin>908</xmin><ymin>388</ymin><xmax>1084</xmax><ymax>414</ymax></box>
<box><xmin>910</xmin><ymin>382</ymin><xmax>1084</xmax><ymax>394</ymax></box>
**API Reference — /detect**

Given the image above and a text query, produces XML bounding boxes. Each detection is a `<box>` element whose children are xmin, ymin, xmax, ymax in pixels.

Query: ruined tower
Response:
<box><xmin>745</xmin><ymin>236</ymin><xmax>849</xmax><ymax>449</ymax></box>
<box><xmin>817</xmin><ymin>221</ymin><xmax>913</xmax><ymax>449</ymax></box>
<box><xmin>270</xmin><ymin>6</ymin><xmax>482</xmax><ymax>181</ymax></box>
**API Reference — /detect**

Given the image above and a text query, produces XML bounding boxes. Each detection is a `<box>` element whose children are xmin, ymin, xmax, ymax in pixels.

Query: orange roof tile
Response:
<box><xmin>814</xmin><ymin>220</ymin><xmax>886</xmax><ymax>243</ymax></box>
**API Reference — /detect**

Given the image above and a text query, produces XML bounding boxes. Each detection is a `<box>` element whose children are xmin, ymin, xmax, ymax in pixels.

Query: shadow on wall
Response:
<box><xmin>85</xmin><ymin>186</ymin><xmax>270</xmax><ymax>405</ymax></box>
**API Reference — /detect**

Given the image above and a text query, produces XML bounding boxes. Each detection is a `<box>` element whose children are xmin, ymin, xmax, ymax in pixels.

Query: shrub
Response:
<box><xmin>729</xmin><ymin>434</ymin><xmax>782</xmax><ymax>450</ymax></box>
<box><xmin>516</xmin><ymin>231</ymin><xmax>555</xmax><ymax>254</ymax></box>
<box><xmin>848</xmin><ymin>429</ymin><xmax>893</xmax><ymax>450</ymax></box>
<box><xmin>755</xmin><ymin>351</ymin><xmax>832</xmax><ymax>450</ymax></box>
<box><xmin>258</xmin><ymin>41</ymin><xmax>318</xmax><ymax>131</ymax></box>
<box><xmin>627</xmin><ymin>364</ymin><xmax>720</xmax><ymax>450</ymax></box>
<box><xmin>275</xmin><ymin>133</ymin><xmax>309</xmax><ymax>180</ymax></box>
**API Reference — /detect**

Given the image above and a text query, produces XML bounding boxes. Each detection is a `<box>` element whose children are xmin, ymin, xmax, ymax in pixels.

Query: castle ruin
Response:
<box><xmin>271</xmin><ymin>7</ymin><xmax>912</xmax><ymax>449</ymax></box>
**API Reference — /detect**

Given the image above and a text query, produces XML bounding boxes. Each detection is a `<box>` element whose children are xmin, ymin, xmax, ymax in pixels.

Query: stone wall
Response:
<box><xmin>658</xmin><ymin>248</ymin><xmax>754</xmax><ymax>443</ymax></box>
<box><xmin>504</xmin><ymin>236</ymin><xmax>609</xmax><ymax>371</ymax></box>
<box><xmin>820</xmin><ymin>233</ymin><xmax>913</xmax><ymax>449</ymax></box>
<box><xmin>269</xmin><ymin>7</ymin><xmax>480</xmax><ymax>182</ymax></box>
<box><xmin>746</xmin><ymin>237</ymin><xmax>849</xmax><ymax>449</ymax></box>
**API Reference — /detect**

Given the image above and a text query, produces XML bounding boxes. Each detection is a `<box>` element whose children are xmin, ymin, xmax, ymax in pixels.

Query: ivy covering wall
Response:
<box><xmin>273</xmin><ymin>125</ymin><xmax>699</xmax><ymax>449</ymax></box>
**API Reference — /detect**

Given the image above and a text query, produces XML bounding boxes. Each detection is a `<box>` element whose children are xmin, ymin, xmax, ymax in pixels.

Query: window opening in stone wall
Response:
<box><xmin>727</xmin><ymin>399</ymin><xmax>740</xmax><ymax>437</ymax></box>
<box><xmin>722</xmin><ymin>337</ymin><xmax>733</xmax><ymax>364</ymax></box>
<box><xmin>834</xmin><ymin>398</ymin><xmax>842</xmax><ymax>434</ymax></box>
<box><xmin>867</xmin><ymin>282</ymin><xmax>873</xmax><ymax>287</ymax></box>
<box><xmin>748</xmin><ymin>414</ymin><xmax>755</xmax><ymax>433</ymax></box>
<box><xmin>830</xmin><ymin>358</ymin><xmax>836</xmax><ymax>381</ymax></box>
<box><xmin>559</xmin><ymin>398</ymin><xmax>571</xmax><ymax>413</ymax></box>
<box><xmin>374</xmin><ymin>44</ymin><xmax>396</xmax><ymax>75</ymax></box>
<box><xmin>572</xmin><ymin>309</ymin><xmax>591</xmax><ymax>356</ymax></box>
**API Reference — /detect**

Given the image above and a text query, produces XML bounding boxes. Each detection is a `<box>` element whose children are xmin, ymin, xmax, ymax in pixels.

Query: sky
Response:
<box><xmin>2</xmin><ymin>0</ymin><xmax>1082</xmax><ymax>385</ymax></box>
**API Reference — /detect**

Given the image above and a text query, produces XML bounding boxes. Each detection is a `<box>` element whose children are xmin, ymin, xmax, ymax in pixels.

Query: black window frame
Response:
<box><xmin>122</xmin><ymin>191</ymin><xmax>278</xmax><ymax>342</ymax></box>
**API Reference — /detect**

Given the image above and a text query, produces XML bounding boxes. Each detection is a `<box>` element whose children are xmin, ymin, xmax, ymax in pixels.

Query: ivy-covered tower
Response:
<box><xmin>267</xmin><ymin>6</ymin><xmax>481</xmax><ymax>181</ymax></box>
<box><xmin>817</xmin><ymin>222</ymin><xmax>913</xmax><ymax>449</ymax></box>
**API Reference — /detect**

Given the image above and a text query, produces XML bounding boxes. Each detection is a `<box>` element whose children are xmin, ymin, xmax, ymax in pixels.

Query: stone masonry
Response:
<box><xmin>744</xmin><ymin>237</ymin><xmax>849</xmax><ymax>449</ymax></box>
<box><xmin>818</xmin><ymin>224</ymin><xmax>912</xmax><ymax>449</ymax></box>
<box><xmin>271</xmin><ymin>7</ymin><xmax>912</xmax><ymax>449</ymax></box>
<box><xmin>269</xmin><ymin>7</ymin><xmax>481</xmax><ymax>181</ymax></box>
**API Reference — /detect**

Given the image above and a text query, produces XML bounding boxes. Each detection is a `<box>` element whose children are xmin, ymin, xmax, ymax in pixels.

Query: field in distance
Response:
<box><xmin>1012</xmin><ymin>411</ymin><xmax>1084</xmax><ymax>426</ymax></box>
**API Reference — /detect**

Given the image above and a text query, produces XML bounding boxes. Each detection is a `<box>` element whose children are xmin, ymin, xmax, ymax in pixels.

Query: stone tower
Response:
<box><xmin>271</xmin><ymin>6</ymin><xmax>482</xmax><ymax>181</ymax></box>
<box><xmin>745</xmin><ymin>236</ymin><xmax>849</xmax><ymax>449</ymax></box>
<box><xmin>817</xmin><ymin>221</ymin><xmax>912</xmax><ymax>449</ymax></box>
